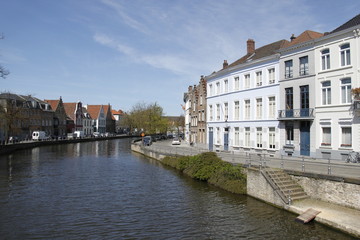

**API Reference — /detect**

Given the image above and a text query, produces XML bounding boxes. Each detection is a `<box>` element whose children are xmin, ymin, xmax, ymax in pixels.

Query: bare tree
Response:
<box><xmin>0</xmin><ymin>33</ymin><xmax>9</xmax><ymax>79</ymax></box>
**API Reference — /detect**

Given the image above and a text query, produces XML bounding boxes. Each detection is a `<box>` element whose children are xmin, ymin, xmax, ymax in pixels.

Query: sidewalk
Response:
<box><xmin>149</xmin><ymin>140</ymin><xmax>360</xmax><ymax>180</ymax></box>
<box><xmin>289</xmin><ymin>199</ymin><xmax>360</xmax><ymax>237</ymax></box>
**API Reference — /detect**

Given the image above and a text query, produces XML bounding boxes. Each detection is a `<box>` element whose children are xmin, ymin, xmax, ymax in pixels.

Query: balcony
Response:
<box><xmin>278</xmin><ymin>108</ymin><xmax>314</xmax><ymax>120</ymax></box>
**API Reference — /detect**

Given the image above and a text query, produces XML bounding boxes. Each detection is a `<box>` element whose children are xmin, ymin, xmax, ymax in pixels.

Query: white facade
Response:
<box><xmin>183</xmin><ymin>93</ymin><xmax>191</xmax><ymax>144</ymax></box>
<box><xmin>206</xmin><ymin>53</ymin><xmax>281</xmax><ymax>156</ymax></box>
<box><xmin>314</xmin><ymin>26</ymin><xmax>360</xmax><ymax>160</ymax></box>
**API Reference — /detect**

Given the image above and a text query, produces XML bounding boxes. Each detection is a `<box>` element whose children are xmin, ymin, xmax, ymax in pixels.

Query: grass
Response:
<box><xmin>162</xmin><ymin>152</ymin><xmax>247</xmax><ymax>194</ymax></box>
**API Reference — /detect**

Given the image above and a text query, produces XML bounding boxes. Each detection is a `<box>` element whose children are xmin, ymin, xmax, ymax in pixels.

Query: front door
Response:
<box><xmin>300</xmin><ymin>122</ymin><xmax>310</xmax><ymax>156</ymax></box>
<box><xmin>224</xmin><ymin>127</ymin><xmax>229</xmax><ymax>151</ymax></box>
<box><xmin>208</xmin><ymin>128</ymin><xmax>213</xmax><ymax>151</ymax></box>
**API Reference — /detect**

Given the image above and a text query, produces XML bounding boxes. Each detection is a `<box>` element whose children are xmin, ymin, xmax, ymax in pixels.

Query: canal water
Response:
<box><xmin>0</xmin><ymin>139</ymin><xmax>351</xmax><ymax>239</ymax></box>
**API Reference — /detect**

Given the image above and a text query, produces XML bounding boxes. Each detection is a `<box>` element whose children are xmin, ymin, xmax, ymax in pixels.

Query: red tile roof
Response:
<box><xmin>44</xmin><ymin>99</ymin><xmax>60</xmax><ymax>111</ymax></box>
<box><xmin>63</xmin><ymin>102</ymin><xmax>77</xmax><ymax>120</ymax></box>
<box><xmin>284</xmin><ymin>30</ymin><xmax>323</xmax><ymax>47</ymax></box>
<box><xmin>86</xmin><ymin>105</ymin><xmax>102</xmax><ymax>119</ymax></box>
<box><xmin>226</xmin><ymin>39</ymin><xmax>289</xmax><ymax>69</ymax></box>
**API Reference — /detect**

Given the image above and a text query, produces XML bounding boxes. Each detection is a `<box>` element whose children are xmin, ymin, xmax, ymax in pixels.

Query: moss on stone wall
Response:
<box><xmin>162</xmin><ymin>152</ymin><xmax>247</xmax><ymax>194</ymax></box>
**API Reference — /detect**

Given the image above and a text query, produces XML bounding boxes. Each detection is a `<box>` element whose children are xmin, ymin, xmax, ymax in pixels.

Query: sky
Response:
<box><xmin>0</xmin><ymin>0</ymin><xmax>359</xmax><ymax>116</ymax></box>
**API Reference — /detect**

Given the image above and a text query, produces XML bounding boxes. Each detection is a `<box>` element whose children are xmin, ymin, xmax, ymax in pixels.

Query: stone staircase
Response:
<box><xmin>262</xmin><ymin>168</ymin><xmax>308</xmax><ymax>204</ymax></box>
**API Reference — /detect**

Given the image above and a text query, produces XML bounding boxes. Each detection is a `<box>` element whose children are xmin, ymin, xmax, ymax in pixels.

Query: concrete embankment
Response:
<box><xmin>131</xmin><ymin>142</ymin><xmax>360</xmax><ymax>238</ymax></box>
<box><xmin>0</xmin><ymin>135</ymin><xmax>132</xmax><ymax>156</ymax></box>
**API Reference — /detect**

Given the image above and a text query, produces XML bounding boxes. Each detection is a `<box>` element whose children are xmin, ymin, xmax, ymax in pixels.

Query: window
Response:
<box><xmin>341</xmin><ymin>127</ymin><xmax>351</xmax><ymax>147</ymax></box>
<box><xmin>340</xmin><ymin>43</ymin><xmax>350</xmax><ymax>66</ymax></box>
<box><xmin>269</xmin><ymin>127</ymin><xmax>276</xmax><ymax>149</ymax></box>
<box><xmin>200</xmin><ymin>95</ymin><xmax>203</xmax><ymax>105</ymax></box>
<box><xmin>256</xmin><ymin>98</ymin><xmax>262</xmax><ymax>119</ymax></box>
<box><xmin>244</xmin><ymin>74</ymin><xmax>250</xmax><ymax>89</ymax></box>
<box><xmin>234</xmin><ymin>127</ymin><xmax>240</xmax><ymax>146</ymax></box>
<box><xmin>216</xmin><ymin>82</ymin><xmax>220</xmax><ymax>95</ymax></box>
<box><xmin>216</xmin><ymin>127</ymin><xmax>221</xmax><ymax>144</ymax></box>
<box><xmin>256</xmin><ymin>127</ymin><xmax>262</xmax><ymax>148</ymax></box>
<box><xmin>209</xmin><ymin>105</ymin><xmax>213</xmax><ymax>121</ymax></box>
<box><xmin>209</xmin><ymin>84</ymin><xmax>213</xmax><ymax>96</ymax></box>
<box><xmin>256</xmin><ymin>71</ymin><xmax>262</xmax><ymax>86</ymax></box>
<box><xmin>285</xmin><ymin>60</ymin><xmax>293</xmax><ymax>78</ymax></box>
<box><xmin>322</xmin><ymin>127</ymin><xmax>331</xmax><ymax>146</ymax></box>
<box><xmin>300</xmin><ymin>85</ymin><xmax>309</xmax><ymax>117</ymax></box>
<box><xmin>245</xmin><ymin>100</ymin><xmax>250</xmax><ymax>120</ymax></box>
<box><xmin>322</xmin><ymin>81</ymin><xmax>331</xmax><ymax>105</ymax></box>
<box><xmin>234</xmin><ymin>76</ymin><xmax>240</xmax><ymax>90</ymax></box>
<box><xmin>216</xmin><ymin>104</ymin><xmax>220</xmax><ymax>120</ymax></box>
<box><xmin>268</xmin><ymin>96</ymin><xmax>276</xmax><ymax>119</ymax></box>
<box><xmin>321</xmin><ymin>49</ymin><xmax>330</xmax><ymax>70</ymax></box>
<box><xmin>234</xmin><ymin>101</ymin><xmax>240</xmax><ymax>120</ymax></box>
<box><xmin>268</xmin><ymin>68</ymin><xmax>275</xmax><ymax>84</ymax></box>
<box><xmin>341</xmin><ymin>78</ymin><xmax>351</xmax><ymax>104</ymax></box>
<box><xmin>285</xmin><ymin>123</ymin><xmax>294</xmax><ymax>145</ymax></box>
<box><xmin>224</xmin><ymin>79</ymin><xmax>228</xmax><ymax>93</ymax></box>
<box><xmin>299</xmin><ymin>56</ymin><xmax>309</xmax><ymax>76</ymax></box>
<box><xmin>245</xmin><ymin>127</ymin><xmax>250</xmax><ymax>147</ymax></box>
<box><xmin>224</xmin><ymin>102</ymin><xmax>228</xmax><ymax>120</ymax></box>
<box><xmin>285</xmin><ymin>87</ymin><xmax>293</xmax><ymax>117</ymax></box>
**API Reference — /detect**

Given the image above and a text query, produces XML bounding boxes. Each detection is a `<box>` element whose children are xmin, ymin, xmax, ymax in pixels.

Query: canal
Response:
<box><xmin>0</xmin><ymin>139</ymin><xmax>351</xmax><ymax>239</ymax></box>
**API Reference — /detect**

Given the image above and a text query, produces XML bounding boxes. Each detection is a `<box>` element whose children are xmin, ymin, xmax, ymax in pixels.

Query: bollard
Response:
<box><xmin>281</xmin><ymin>155</ymin><xmax>284</xmax><ymax>169</ymax></box>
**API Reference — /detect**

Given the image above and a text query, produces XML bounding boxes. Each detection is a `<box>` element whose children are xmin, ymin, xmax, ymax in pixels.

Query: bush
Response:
<box><xmin>162</xmin><ymin>152</ymin><xmax>247</xmax><ymax>194</ymax></box>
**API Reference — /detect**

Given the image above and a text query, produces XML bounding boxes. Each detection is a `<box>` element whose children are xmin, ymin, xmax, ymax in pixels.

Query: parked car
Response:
<box><xmin>171</xmin><ymin>138</ymin><xmax>181</xmax><ymax>145</ymax></box>
<box><xmin>93</xmin><ymin>132</ymin><xmax>101</xmax><ymax>137</ymax></box>
<box><xmin>143</xmin><ymin>136</ymin><xmax>152</xmax><ymax>146</ymax></box>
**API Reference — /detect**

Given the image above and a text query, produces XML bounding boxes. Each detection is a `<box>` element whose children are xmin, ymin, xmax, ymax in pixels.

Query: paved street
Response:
<box><xmin>147</xmin><ymin>140</ymin><xmax>360</xmax><ymax>180</ymax></box>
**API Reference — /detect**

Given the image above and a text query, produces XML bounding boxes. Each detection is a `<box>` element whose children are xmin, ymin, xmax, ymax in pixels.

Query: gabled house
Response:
<box><xmin>45</xmin><ymin>97</ymin><xmax>67</xmax><ymax>137</ymax></box>
<box><xmin>206</xmin><ymin>39</ymin><xmax>288</xmax><ymax>156</ymax></box>
<box><xmin>103</xmin><ymin>104</ymin><xmax>116</xmax><ymax>133</ymax></box>
<box><xmin>82</xmin><ymin>107</ymin><xmax>93</xmax><ymax>136</ymax></box>
<box><xmin>112</xmin><ymin>109</ymin><xmax>126</xmax><ymax>133</ymax></box>
<box><xmin>184</xmin><ymin>76</ymin><xmax>207</xmax><ymax>147</ymax></box>
<box><xmin>85</xmin><ymin>105</ymin><xmax>106</xmax><ymax>133</ymax></box>
<box><xmin>63</xmin><ymin>102</ymin><xmax>83</xmax><ymax>133</ymax></box>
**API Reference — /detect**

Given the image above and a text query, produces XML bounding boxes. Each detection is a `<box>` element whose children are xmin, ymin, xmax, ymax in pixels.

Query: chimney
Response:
<box><xmin>247</xmin><ymin>39</ymin><xmax>255</xmax><ymax>54</ymax></box>
<box><xmin>223</xmin><ymin>60</ymin><xmax>228</xmax><ymax>69</ymax></box>
<box><xmin>290</xmin><ymin>34</ymin><xmax>296</xmax><ymax>42</ymax></box>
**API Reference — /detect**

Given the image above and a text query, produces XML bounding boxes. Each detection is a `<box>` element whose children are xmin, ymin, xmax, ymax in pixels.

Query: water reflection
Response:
<box><xmin>0</xmin><ymin>139</ymin><xmax>353</xmax><ymax>239</ymax></box>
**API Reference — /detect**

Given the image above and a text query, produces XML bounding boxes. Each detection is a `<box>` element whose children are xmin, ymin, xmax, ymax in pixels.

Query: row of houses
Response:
<box><xmin>184</xmin><ymin>14</ymin><xmax>360</xmax><ymax>161</ymax></box>
<box><xmin>0</xmin><ymin>93</ymin><xmax>125</xmax><ymax>141</ymax></box>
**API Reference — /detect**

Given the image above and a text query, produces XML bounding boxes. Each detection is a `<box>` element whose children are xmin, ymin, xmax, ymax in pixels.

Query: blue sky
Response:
<box><xmin>1</xmin><ymin>0</ymin><xmax>359</xmax><ymax>116</ymax></box>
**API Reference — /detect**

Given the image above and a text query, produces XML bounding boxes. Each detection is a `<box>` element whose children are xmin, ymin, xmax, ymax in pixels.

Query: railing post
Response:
<box><xmin>302</xmin><ymin>157</ymin><xmax>305</xmax><ymax>172</ymax></box>
<box><xmin>288</xmin><ymin>190</ymin><xmax>292</xmax><ymax>205</ymax></box>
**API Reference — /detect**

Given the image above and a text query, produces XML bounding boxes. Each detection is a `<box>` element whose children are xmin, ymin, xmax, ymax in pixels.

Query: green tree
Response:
<box><xmin>123</xmin><ymin>102</ymin><xmax>169</xmax><ymax>135</ymax></box>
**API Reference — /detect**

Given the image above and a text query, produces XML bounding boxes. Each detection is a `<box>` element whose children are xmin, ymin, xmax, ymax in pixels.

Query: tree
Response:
<box><xmin>123</xmin><ymin>102</ymin><xmax>169</xmax><ymax>135</ymax></box>
<box><xmin>0</xmin><ymin>34</ymin><xmax>9</xmax><ymax>79</ymax></box>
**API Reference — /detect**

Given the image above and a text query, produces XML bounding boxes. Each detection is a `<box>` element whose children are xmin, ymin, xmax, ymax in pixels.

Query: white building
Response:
<box><xmin>278</xmin><ymin>31</ymin><xmax>324</xmax><ymax>158</ymax></box>
<box><xmin>206</xmin><ymin>39</ymin><xmax>288</xmax><ymax>156</ymax></box>
<box><xmin>183</xmin><ymin>91</ymin><xmax>191</xmax><ymax>144</ymax></box>
<box><xmin>313</xmin><ymin>14</ymin><xmax>360</xmax><ymax>160</ymax></box>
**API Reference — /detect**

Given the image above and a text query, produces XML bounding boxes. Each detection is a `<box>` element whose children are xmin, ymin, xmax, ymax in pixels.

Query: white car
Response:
<box><xmin>172</xmin><ymin>138</ymin><xmax>181</xmax><ymax>145</ymax></box>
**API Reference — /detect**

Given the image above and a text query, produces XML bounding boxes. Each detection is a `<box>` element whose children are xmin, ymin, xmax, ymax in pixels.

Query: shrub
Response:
<box><xmin>162</xmin><ymin>152</ymin><xmax>247</xmax><ymax>194</ymax></box>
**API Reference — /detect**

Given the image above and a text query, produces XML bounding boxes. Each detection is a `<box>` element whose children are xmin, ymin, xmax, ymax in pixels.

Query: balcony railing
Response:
<box><xmin>278</xmin><ymin>108</ymin><xmax>314</xmax><ymax>120</ymax></box>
